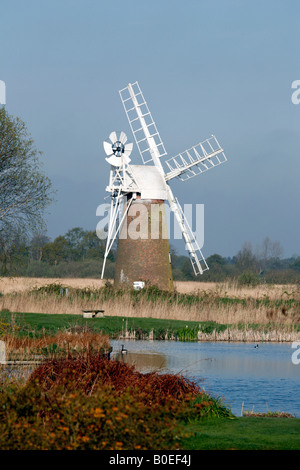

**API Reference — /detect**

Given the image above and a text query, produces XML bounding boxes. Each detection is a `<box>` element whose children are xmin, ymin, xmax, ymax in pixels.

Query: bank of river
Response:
<box><xmin>111</xmin><ymin>340</ymin><xmax>300</xmax><ymax>418</ymax></box>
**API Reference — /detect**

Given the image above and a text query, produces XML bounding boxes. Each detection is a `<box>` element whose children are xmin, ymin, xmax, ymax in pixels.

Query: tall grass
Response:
<box><xmin>2</xmin><ymin>330</ymin><xmax>111</xmax><ymax>362</ymax></box>
<box><xmin>1</xmin><ymin>280</ymin><xmax>300</xmax><ymax>327</ymax></box>
<box><xmin>2</xmin><ymin>276</ymin><xmax>300</xmax><ymax>298</ymax></box>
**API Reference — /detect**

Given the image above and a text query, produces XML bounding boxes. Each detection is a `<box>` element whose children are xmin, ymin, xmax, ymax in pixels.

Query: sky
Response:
<box><xmin>1</xmin><ymin>0</ymin><xmax>300</xmax><ymax>259</ymax></box>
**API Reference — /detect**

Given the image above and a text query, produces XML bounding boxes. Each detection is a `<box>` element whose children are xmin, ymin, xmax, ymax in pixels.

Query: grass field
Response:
<box><xmin>181</xmin><ymin>416</ymin><xmax>300</xmax><ymax>450</ymax></box>
<box><xmin>1</xmin><ymin>310</ymin><xmax>299</xmax><ymax>342</ymax></box>
<box><xmin>0</xmin><ymin>310</ymin><xmax>226</xmax><ymax>339</ymax></box>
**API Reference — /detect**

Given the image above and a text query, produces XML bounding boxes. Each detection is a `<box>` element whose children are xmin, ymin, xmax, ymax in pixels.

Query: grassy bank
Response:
<box><xmin>182</xmin><ymin>417</ymin><xmax>300</xmax><ymax>450</ymax></box>
<box><xmin>0</xmin><ymin>310</ymin><xmax>299</xmax><ymax>342</ymax></box>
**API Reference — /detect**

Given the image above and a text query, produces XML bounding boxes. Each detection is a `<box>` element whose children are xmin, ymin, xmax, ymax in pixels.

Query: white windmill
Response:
<box><xmin>101</xmin><ymin>82</ymin><xmax>227</xmax><ymax>289</ymax></box>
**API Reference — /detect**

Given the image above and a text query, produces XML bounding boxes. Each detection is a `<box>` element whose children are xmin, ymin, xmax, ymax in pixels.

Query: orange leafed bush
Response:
<box><xmin>0</xmin><ymin>382</ymin><xmax>184</xmax><ymax>450</ymax></box>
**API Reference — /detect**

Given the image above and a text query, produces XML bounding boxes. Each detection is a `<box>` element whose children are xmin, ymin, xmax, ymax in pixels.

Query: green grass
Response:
<box><xmin>0</xmin><ymin>310</ymin><xmax>298</xmax><ymax>341</ymax></box>
<box><xmin>181</xmin><ymin>417</ymin><xmax>300</xmax><ymax>450</ymax></box>
<box><xmin>0</xmin><ymin>310</ymin><xmax>227</xmax><ymax>339</ymax></box>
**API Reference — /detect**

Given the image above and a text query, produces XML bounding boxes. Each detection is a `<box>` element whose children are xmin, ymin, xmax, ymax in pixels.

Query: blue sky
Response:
<box><xmin>1</xmin><ymin>0</ymin><xmax>299</xmax><ymax>258</ymax></box>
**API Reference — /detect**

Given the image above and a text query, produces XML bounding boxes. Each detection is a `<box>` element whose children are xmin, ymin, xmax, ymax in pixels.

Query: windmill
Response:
<box><xmin>100</xmin><ymin>82</ymin><xmax>227</xmax><ymax>290</ymax></box>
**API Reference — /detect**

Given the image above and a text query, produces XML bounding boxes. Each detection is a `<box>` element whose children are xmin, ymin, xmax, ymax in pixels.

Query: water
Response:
<box><xmin>111</xmin><ymin>340</ymin><xmax>300</xmax><ymax>417</ymax></box>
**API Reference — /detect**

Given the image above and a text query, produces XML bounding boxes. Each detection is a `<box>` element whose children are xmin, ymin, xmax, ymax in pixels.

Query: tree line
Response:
<box><xmin>172</xmin><ymin>237</ymin><xmax>300</xmax><ymax>284</ymax></box>
<box><xmin>0</xmin><ymin>227</ymin><xmax>300</xmax><ymax>284</ymax></box>
<box><xmin>0</xmin><ymin>227</ymin><xmax>115</xmax><ymax>279</ymax></box>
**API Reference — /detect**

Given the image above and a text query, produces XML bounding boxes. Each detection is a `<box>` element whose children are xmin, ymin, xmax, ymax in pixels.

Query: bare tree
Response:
<box><xmin>29</xmin><ymin>231</ymin><xmax>50</xmax><ymax>262</ymax></box>
<box><xmin>256</xmin><ymin>237</ymin><xmax>283</xmax><ymax>269</ymax></box>
<box><xmin>236</xmin><ymin>241</ymin><xmax>258</xmax><ymax>273</ymax></box>
<box><xmin>0</xmin><ymin>107</ymin><xmax>53</xmax><ymax>234</ymax></box>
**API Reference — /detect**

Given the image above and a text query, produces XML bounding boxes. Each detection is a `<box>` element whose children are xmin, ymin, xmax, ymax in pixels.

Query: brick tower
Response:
<box><xmin>114</xmin><ymin>195</ymin><xmax>173</xmax><ymax>290</ymax></box>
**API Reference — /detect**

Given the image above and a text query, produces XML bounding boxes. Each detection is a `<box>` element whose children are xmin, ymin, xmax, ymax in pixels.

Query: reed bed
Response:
<box><xmin>2</xmin><ymin>331</ymin><xmax>111</xmax><ymax>362</ymax></box>
<box><xmin>196</xmin><ymin>326</ymin><xmax>300</xmax><ymax>342</ymax></box>
<box><xmin>1</xmin><ymin>280</ymin><xmax>300</xmax><ymax>342</ymax></box>
<box><xmin>1</xmin><ymin>276</ymin><xmax>300</xmax><ymax>299</ymax></box>
<box><xmin>1</xmin><ymin>285</ymin><xmax>300</xmax><ymax>326</ymax></box>
<box><xmin>0</xmin><ymin>277</ymin><xmax>107</xmax><ymax>295</ymax></box>
<box><xmin>175</xmin><ymin>280</ymin><xmax>300</xmax><ymax>300</ymax></box>
<box><xmin>118</xmin><ymin>324</ymin><xmax>300</xmax><ymax>342</ymax></box>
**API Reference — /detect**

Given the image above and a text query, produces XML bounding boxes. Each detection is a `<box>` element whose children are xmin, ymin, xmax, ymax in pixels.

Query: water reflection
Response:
<box><xmin>113</xmin><ymin>350</ymin><xmax>167</xmax><ymax>372</ymax></box>
<box><xmin>111</xmin><ymin>340</ymin><xmax>300</xmax><ymax>417</ymax></box>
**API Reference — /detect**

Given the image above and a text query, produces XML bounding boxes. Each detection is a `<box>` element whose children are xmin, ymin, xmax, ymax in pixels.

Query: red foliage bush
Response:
<box><xmin>29</xmin><ymin>354</ymin><xmax>202</xmax><ymax>403</ymax></box>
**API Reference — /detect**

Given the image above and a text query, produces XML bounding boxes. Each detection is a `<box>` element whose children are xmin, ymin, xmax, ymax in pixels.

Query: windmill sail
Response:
<box><xmin>166</xmin><ymin>186</ymin><xmax>208</xmax><ymax>275</ymax></box>
<box><xmin>164</xmin><ymin>135</ymin><xmax>227</xmax><ymax>182</ymax></box>
<box><xmin>119</xmin><ymin>82</ymin><xmax>167</xmax><ymax>170</ymax></box>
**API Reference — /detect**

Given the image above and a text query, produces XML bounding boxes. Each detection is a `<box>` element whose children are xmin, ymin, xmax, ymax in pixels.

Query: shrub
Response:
<box><xmin>238</xmin><ymin>271</ymin><xmax>261</xmax><ymax>287</ymax></box>
<box><xmin>29</xmin><ymin>354</ymin><xmax>201</xmax><ymax>402</ymax></box>
<box><xmin>32</xmin><ymin>283</ymin><xmax>66</xmax><ymax>296</ymax></box>
<box><xmin>0</xmin><ymin>382</ymin><xmax>183</xmax><ymax>450</ymax></box>
<box><xmin>0</xmin><ymin>353</ymin><xmax>233</xmax><ymax>450</ymax></box>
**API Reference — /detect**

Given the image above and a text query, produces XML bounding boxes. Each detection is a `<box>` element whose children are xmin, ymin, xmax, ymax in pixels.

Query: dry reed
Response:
<box><xmin>2</xmin><ymin>331</ymin><xmax>111</xmax><ymax>361</ymax></box>
<box><xmin>1</xmin><ymin>277</ymin><xmax>300</xmax><ymax>299</ymax></box>
<box><xmin>0</xmin><ymin>277</ymin><xmax>107</xmax><ymax>295</ymax></box>
<box><xmin>175</xmin><ymin>280</ymin><xmax>300</xmax><ymax>300</ymax></box>
<box><xmin>1</xmin><ymin>277</ymin><xmax>300</xmax><ymax>327</ymax></box>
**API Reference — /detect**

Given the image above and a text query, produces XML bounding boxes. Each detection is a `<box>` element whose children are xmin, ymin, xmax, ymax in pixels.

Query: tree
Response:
<box><xmin>29</xmin><ymin>231</ymin><xmax>50</xmax><ymax>262</ymax></box>
<box><xmin>235</xmin><ymin>242</ymin><xmax>258</xmax><ymax>273</ymax></box>
<box><xmin>0</xmin><ymin>226</ymin><xmax>28</xmax><ymax>274</ymax></box>
<box><xmin>256</xmin><ymin>236</ymin><xmax>284</xmax><ymax>270</ymax></box>
<box><xmin>0</xmin><ymin>107</ymin><xmax>53</xmax><ymax>233</ymax></box>
<box><xmin>81</xmin><ymin>230</ymin><xmax>110</xmax><ymax>261</ymax></box>
<box><xmin>205</xmin><ymin>253</ymin><xmax>228</xmax><ymax>280</ymax></box>
<box><xmin>206</xmin><ymin>253</ymin><xmax>226</xmax><ymax>268</ymax></box>
<box><xmin>181</xmin><ymin>258</ymin><xmax>195</xmax><ymax>280</ymax></box>
<box><xmin>42</xmin><ymin>236</ymin><xmax>69</xmax><ymax>265</ymax></box>
<box><xmin>63</xmin><ymin>228</ymin><xmax>109</xmax><ymax>262</ymax></box>
<box><xmin>65</xmin><ymin>227</ymin><xmax>86</xmax><ymax>261</ymax></box>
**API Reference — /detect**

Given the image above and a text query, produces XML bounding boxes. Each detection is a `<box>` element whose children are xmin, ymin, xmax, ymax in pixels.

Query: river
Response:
<box><xmin>111</xmin><ymin>340</ymin><xmax>300</xmax><ymax>417</ymax></box>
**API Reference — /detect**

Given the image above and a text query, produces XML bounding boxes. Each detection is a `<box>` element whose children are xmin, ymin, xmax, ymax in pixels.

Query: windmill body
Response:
<box><xmin>103</xmin><ymin>150</ymin><xmax>173</xmax><ymax>290</ymax></box>
<box><xmin>101</xmin><ymin>82</ymin><xmax>227</xmax><ymax>290</ymax></box>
